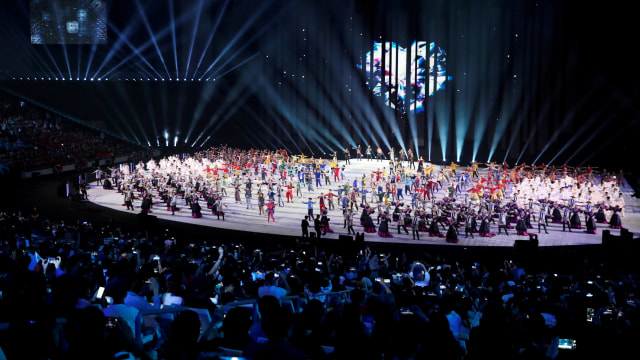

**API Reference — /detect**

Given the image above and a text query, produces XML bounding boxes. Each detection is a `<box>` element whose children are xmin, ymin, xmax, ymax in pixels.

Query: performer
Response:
<box><xmin>346</xmin><ymin>208</ymin><xmax>355</xmax><ymax>235</ymax></box>
<box><xmin>245</xmin><ymin>186</ymin><xmax>253</xmax><ymax>210</ymax></box>
<box><xmin>585</xmin><ymin>211</ymin><xmax>597</xmax><ymax>234</ymax></box>
<box><xmin>397</xmin><ymin>211</ymin><xmax>409</xmax><ymax>235</ymax></box>
<box><xmin>411</xmin><ymin>212</ymin><xmax>421</xmax><ymax>240</ymax></box>
<box><xmin>191</xmin><ymin>197</ymin><xmax>202</xmax><ymax>218</ymax></box>
<box><xmin>302</xmin><ymin>197</ymin><xmax>316</xmax><ymax>218</ymax></box>
<box><xmin>234</xmin><ymin>184</ymin><xmax>242</xmax><ymax>203</ymax></box>
<box><xmin>314</xmin><ymin>215</ymin><xmax>323</xmax><ymax>238</ymax></box>
<box><xmin>124</xmin><ymin>186</ymin><xmax>134</xmax><ymax>211</ymax></box>
<box><xmin>214</xmin><ymin>196</ymin><xmax>227</xmax><ymax>220</ymax></box>
<box><xmin>609</xmin><ymin>206</ymin><xmax>623</xmax><ymax>229</ymax></box>
<box><xmin>140</xmin><ymin>193</ymin><xmax>152</xmax><ymax>213</ymax></box>
<box><xmin>407</xmin><ymin>149</ymin><xmax>415</xmax><ymax>169</ymax></box>
<box><xmin>257</xmin><ymin>190</ymin><xmax>265</xmax><ymax>216</ymax></box>
<box><xmin>378</xmin><ymin>213</ymin><xmax>393</xmax><ymax>238</ymax></box>
<box><xmin>445</xmin><ymin>223</ymin><xmax>458</xmax><ymax>243</ymax></box>
<box><xmin>324</xmin><ymin>190</ymin><xmax>337</xmax><ymax>211</ymax></box>
<box><xmin>320</xmin><ymin>209</ymin><xmax>333</xmax><ymax>233</ymax></box>
<box><xmin>562</xmin><ymin>206</ymin><xmax>572</xmax><ymax>232</ymax></box>
<box><xmin>464</xmin><ymin>211</ymin><xmax>475</xmax><ymax>239</ymax></box>
<box><xmin>366</xmin><ymin>145</ymin><xmax>373</xmax><ymax>161</ymax></box>
<box><xmin>516</xmin><ymin>211</ymin><xmax>530</xmax><ymax>236</ymax></box>
<box><xmin>169</xmin><ymin>191</ymin><xmax>179</xmax><ymax>215</ymax></box>
<box><xmin>497</xmin><ymin>209</ymin><xmax>509</xmax><ymax>236</ymax></box>
<box><xmin>537</xmin><ymin>208</ymin><xmax>549</xmax><ymax>234</ymax></box>
<box><xmin>277</xmin><ymin>184</ymin><xmax>285</xmax><ymax>207</ymax></box>
<box><xmin>266</xmin><ymin>201</ymin><xmax>276</xmax><ymax>223</ymax></box>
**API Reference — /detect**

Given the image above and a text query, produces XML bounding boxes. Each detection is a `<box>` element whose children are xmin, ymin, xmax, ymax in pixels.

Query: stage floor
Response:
<box><xmin>86</xmin><ymin>159</ymin><xmax>640</xmax><ymax>248</ymax></box>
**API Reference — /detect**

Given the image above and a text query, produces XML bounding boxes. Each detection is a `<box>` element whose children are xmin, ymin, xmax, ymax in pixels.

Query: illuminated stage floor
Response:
<box><xmin>86</xmin><ymin>159</ymin><xmax>640</xmax><ymax>248</ymax></box>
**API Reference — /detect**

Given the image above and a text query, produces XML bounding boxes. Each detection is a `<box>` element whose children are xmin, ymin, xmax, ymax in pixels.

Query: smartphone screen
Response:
<box><xmin>557</xmin><ymin>339</ymin><xmax>577</xmax><ymax>350</ymax></box>
<box><xmin>96</xmin><ymin>286</ymin><xmax>105</xmax><ymax>299</ymax></box>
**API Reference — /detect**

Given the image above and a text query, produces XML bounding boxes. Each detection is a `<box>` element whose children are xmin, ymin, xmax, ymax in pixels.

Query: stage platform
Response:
<box><xmin>85</xmin><ymin>159</ymin><xmax>640</xmax><ymax>248</ymax></box>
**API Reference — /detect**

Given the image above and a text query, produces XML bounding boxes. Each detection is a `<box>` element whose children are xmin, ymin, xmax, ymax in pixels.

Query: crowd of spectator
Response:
<box><xmin>0</xmin><ymin>91</ymin><xmax>145</xmax><ymax>174</ymax></box>
<box><xmin>0</xmin><ymin>201</ymin><xmax>639</xmax><ymax>360</ymax></box>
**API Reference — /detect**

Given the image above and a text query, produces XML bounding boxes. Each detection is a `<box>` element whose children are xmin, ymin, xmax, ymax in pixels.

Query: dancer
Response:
<box><xmin>257</xmin><ymin>190</ymin><xmax>265</xmax><ymax>215</ymax></box>
<box><xmin>378</xmin><ymin>213</ymin><xmax>393</xmax><ymax>238</ymax></box>
<box><xmin>346</xmin><ymin>209</ymin><xmax>355</xmax><ymax>235</ymax></box>
<box><xmin>537</xmin><ymin>208</ymin><xmax>549</xmax><ymax>234</ymax></box>
<box><xmin>497</xmin><ymin>209</ymin><xmax>509</xmax><ymax>235</ymax></box>
<box><xmin>266</xmin><ymin>200</ymin><xmax>276</xmax><ymax>223</ymax></box>
<box><xmin>214</xmin><ymin>196</ymin><xmax>227</xmax><ymax>220</ymax></box>
<box><xmin>277</xmin><ymin>185</ymin><xmax>285</xmax><ymax>206</ymax></box>
<box><xmin>411</xmin><ymin>212</ymin><xmax>420</xmax><ymax>240</ymax></box>
<box><xmin>609</xmin><ymin>206</ymin><xmax>623</xmax><ymax>229</ymax></box>
<box><xmin>245</xmin><ymin>186</ymin><xmax>253</xmax><ymax>209</ymax></box>
<box><xmin>445</xmin><ymin>223</ymin><xmax>458</xmax><ymax>243</ymax></box>
<box><xmin>124</xmin><ymin>186</ymin><xmax>134</xmax><ymax>211</ymax></box>
<box><xmin>302</xmin><ymin>197</ymin><xmax>316</xmax><ymax>218</ymax></box>
<box><xmin>169</xmin><ymin>191</ymin><xmax>179</xmax><ymax>215</ymax></box>
<box><xmin>562</xmin><ymin>206</ymin><xmax>573</xmax><ymax>232</ymax></box>
<box><xmin>464</xmin><ymin>211</ymin><xmax>475</xmax><ymax>239</ymax></box>
<box><xmin>397</xmin><ymin>211</ymin><xmax>409</xmax><ymax>235</ymax></box>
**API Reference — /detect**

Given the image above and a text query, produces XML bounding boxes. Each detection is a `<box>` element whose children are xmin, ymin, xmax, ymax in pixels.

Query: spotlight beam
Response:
<box><xmin>549</xmin><ymin>101</ymin><xmax>617</xmax><ymax>166</ymax></box>
<box><xmin>95</xmin><ymin>0</ymin><xmax>206</xmax><ymax>80</ymax></box>
<box><xmin>184</xmin><ymin>0</ymin><xmax>205</xmax><ymax>79</ymax></box>
<box><xmin>134</xmin><ymin>0</ymin><xmax>171</xmax><ymax>79</ymax></box>
<box><xmin>200</xmin><ymin>0</ymin><xmax>277</xmax><ymax>80</ymax></box>
<box><xmin>531</xmin><ymin>86</ymin><xmax>596</xmax><ymax>164</ymax></box>
<box><xmin>169</xmin><ymin>0</ymin><xmax>179</xmax><ymax>78</ymax></box>
<box><xmin>192</xmin><ymin>0</ymin><xmax>231</xmax><ymax>77</ymax></box>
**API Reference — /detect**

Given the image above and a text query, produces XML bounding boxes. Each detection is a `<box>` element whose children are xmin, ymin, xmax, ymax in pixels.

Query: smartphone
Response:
<box><xmin>400</xmin><ymin>307</ymin><xmax>413</xmax><ymax>315</ymax></box>
<box><xmin>106</xmin><ymin>317</ymin><xmax>118</xmax><ymax>328</ymax></box>
<box><xmin>586</xmin><ymin>307</ymin><xmax>595</xmax><ymax>322</ymax></box>
<box><xmin>557</xmin><ymin>338</ymin><xmax>577</xmax><ymax>350</ymax></box>
<box><xmin>96</xmin><ymin>286</ymin><xmax>105</xmax><ymax>299</ymax></box>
